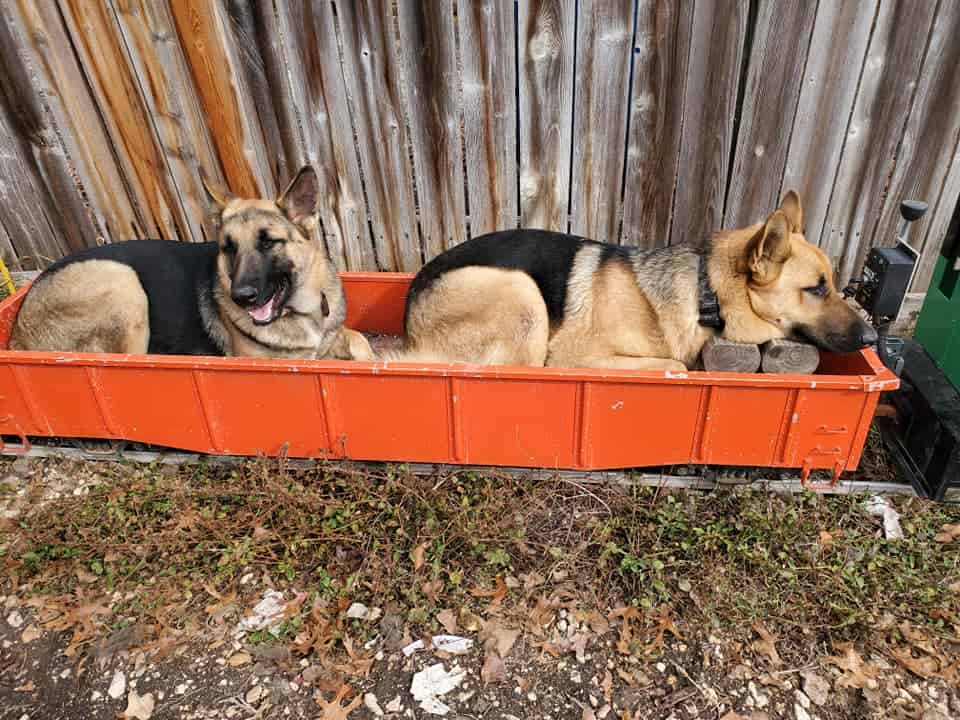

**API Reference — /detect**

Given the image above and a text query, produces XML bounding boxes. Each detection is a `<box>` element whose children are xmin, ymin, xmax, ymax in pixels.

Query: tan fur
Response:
<box><xmin>10</xmin><ymin>260</ymin><xmax>149</xmax><ymax>354</ymax></box>
<box><xmin>386</xmin><ymin>191</ymin><xmax>872</xmax><ymax>371</ymax></box>
<box><xmin>397</xmin><ymin>267</ymin><xmax>549</xmax><ymax>365</ymax></box>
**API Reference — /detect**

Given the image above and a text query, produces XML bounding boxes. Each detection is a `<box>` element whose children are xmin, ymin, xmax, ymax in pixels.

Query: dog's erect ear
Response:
<box><xmin>745</xmin><ymin>210</ymin><xmax>792</xmax><ymax>284</ymax></box>
<box><xmin>277</xmin><ymin>166</ymin><xmax>320</xmax><ymax>231</ymax></box>
<box><xmin>200</xmin><ymin>173</ymin><xmax>234</xmax><ymax>211</ymax></box>
<box><xmin>779</xmin><ymin>190</ymin><xmax>803</xmax><ymax>234</ymax></box>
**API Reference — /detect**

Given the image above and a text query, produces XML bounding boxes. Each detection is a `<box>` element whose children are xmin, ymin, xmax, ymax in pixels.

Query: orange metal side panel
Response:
<box><xmin>700</xmin><ymin>387</ymin><xmax>792</xmax><ymax>466</ymax></box>
<box><xmin>581</xmin><ymin>383</ymin><xmax>704</xmax><ymax>468</ymax></box>
<box><xmin>342</xmin><ymin>273</ymin><xmax>412</xmax><ymax>335</ymax></box>
<box><xmin>193</xmin><ymin>370</ymin><xmax>331</xmax><ymax>457</ymax></box>
<box><xmin>455</xmin><ymin>378</ymin><xmax>580</xmax><ymax>467</ymax></box>
<box><xmin>324</xmin><ymin>374</ymin><xmax>453</xmax><ymax>462</ymax></box>
<box><xmin>91</xmin><ymin>367</ymin><xmax>213</xmax><ymax>451</ymax></box>
<box><xmin>8</xmin><ymin>365</ymin><xmax>109</xmax><ymax>437</ymax></box>
<box><xmin>788</xmin><ymin>389</ymin><xmax>870</xmax><ymax>468</ymax></box>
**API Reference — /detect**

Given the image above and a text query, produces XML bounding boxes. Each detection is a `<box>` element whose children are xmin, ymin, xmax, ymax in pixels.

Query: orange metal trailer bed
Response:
<box><xmin>0</xmin><ymin>273</ymin><xmax>898</xmax><ymax>483</ymax></box>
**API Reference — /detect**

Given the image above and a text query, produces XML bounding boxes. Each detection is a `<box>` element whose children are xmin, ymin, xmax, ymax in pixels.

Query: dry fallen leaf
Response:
<box><xmin>469</xmin><ymin>576</ymin><xmax>508</xmax><ymax>610</ymax></box>
<box><xmin>720</xmin><ymin>713</ymin><xmax>748</xmax><ymax>720</ymax></box>
<box><xmin>601</xmin><ymin>669</ymin><xmax>613</xmax><ymax>702</ymax></box>
<box><xmin>819</xmin><ymin>530</ymin><xmax>835</xmax><ymax>549</ymax></box>
<box><xmin>228</xmin><ymin>651</ymin><xmax>252</xmax><ymax>667</ymax></box>
<box><xmin>645</xmin><ymin>607</ymin><xmax>682</xmax><ymax>655</ymax></box>
<box><xmin>479</xmin><ymin>619</ymin><xmax>520</xmax><ymax>659</ymax></box>
<box><xmin>459</xmin><ymin>607</ymin><xmax>483</xmax><ymax>633</ymax></box>
<box><xmin>422</xmin><ymin>579</ymin><xmax>443</xmax><ymax>605</ymax></box>
<box><xmin>890</xmin><ymin>646</ymin><xmax>940</xmax><ymax>679</ymax></box>
<box><xmin>751</xmin><ymin>621</ymin><xmax>782</xmax><ymax>667</ymax></box>
<box><xmin>20</xmin><ymin>625</ymin><xmax>41</xmax><ymax>643</ymax></box>
<box><xmin>436</xmin><ymin>609</ymin><xmax>458</xmax><ymax>634</ymax></box>
<box><xmin>120</xmin><ymin>690</ymin><xmax>155</xmax><ymax>720</ymax></box>
<box><xmin>520</xmin><ymin>571</ymin><xmax>546</xmax><ymax>592</ymax></box>
<box><xmin>481</xmin><ymin>650</ymin><xmax>507</xmax><ymax>684</ymax></box>
<box><xmin>412</xmin><ymin>542</ymin><xmax>429</xmax><ymax>571</ymax></box>
<box><xmin>823</xmin><ymin>641</ymin><xmax>880</xmax><ymax>689</ymax></box>
<box><xmin>575</xmin><ymin>609</ymin><xmax>611</xmax><ymax>636</ymax></box>
<box><xmin>934</xmin><ymin>524</ymin><xmax>960</xmax><ymax>544</ymax></box>
<box><xmin>316</xmin><ymin>683</ymin><xmax>362</xmax><ymax>719</ymax></box>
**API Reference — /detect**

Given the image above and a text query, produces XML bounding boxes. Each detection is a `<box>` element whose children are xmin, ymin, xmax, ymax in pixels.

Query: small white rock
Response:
<box><xmin>59</xmin><ymin>668</ymin><xmax>71</xmax><ymax>679</ymax></box>
<box><xmin>656</xmin><ymin>663</ymin><xmax>667</xmax><ymax>673</ymax></box>
<box><xmin>795</xmin><ymin>702</ymin><xmax>812</xmax><ymax>720</ymax></box>
<box><xmin>795</xmin><ymin>690</ymin><xmax>811</xmax><ymax>710</ymax></box>
<box><xmin>91</xmin><ymin>691</ymin><xmax>102</xmax><ymax>701</ymax></box>
<box><xmin>6</xmin><ymin>611</ymin><xmax>24</xmax><ymax>629</ymax></box>
<box><xmin>364</xmin><ymin>693</ymin><xmax>384</xmax><ymax>716</ymax></box>
<box><xmin>175</xmin><ymin>684</ymin><xmax>188</xmax><ymax>695</ymax></box>
<box><xmin>108</xmin><ymin>670</ymin><xmax>126</xmax><ymax>699</ymax></box>
<box><xmin>245</xmin><ymin>685</ymin><xmax>267</xmax><ymax>706</ymax></box>
<box><xmin>346</xmin><ymin>602</ymin><xmax>370</xmax><ymax>620</ymax></box>
<box><xmin>386</xmin><ymin>696</ymin><xmax>403</xmax><ymax>713</ymax></box>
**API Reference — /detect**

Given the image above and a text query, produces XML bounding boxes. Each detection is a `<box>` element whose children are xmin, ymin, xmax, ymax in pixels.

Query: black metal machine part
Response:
<box><xmin>843</xmin><ymin>199</ymin><xmax>928</xmax><ymax>377</ymax></box>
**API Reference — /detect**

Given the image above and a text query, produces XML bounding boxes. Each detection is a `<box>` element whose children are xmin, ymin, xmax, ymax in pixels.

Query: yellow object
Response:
<box><xmin>0</xmin><ymin>256</ymin><xmax>15</xmax><ymax>297</ymax></box>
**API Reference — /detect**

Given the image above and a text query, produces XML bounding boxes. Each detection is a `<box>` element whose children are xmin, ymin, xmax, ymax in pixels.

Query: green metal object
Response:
<box><xmin>914</xmin><ymin>244</ymin><xmax>960</xmax><ymax>388</ymax></box>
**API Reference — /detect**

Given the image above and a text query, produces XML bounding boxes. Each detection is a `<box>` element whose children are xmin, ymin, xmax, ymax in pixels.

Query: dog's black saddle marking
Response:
<box><xmin>698</xmin><ymin>251</ymin><xmax>724</xmax><ymax>331</ymax></box>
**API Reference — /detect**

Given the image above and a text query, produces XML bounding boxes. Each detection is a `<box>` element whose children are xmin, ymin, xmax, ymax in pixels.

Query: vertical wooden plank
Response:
<box><xmin>621</xmin><ymin>0</ymin><xmax>693</xmax><ymax>248</ymax></box>
<box><xmin>59</xmin><ymin>0</ymin><xmax>190</xmax><ymax>242</ymax></box>
<box><xmin>0</xmin><ymin>99</ymin><xmax>68</xmax><ymax>267</ymax></box>
<box><xmin>914</xmin><ymin>148</ymin><xmax>960</xmax><ymax>293</ymax></box>
<box><xmin>335</xmin><ymin>0</ymin><xmax>421</xmax><ymax>272</ymax></box>
<box><xmin>822</xmin><ymin>0</ymin><xmax>939</xmax><ymax>285</ymax></box>
<box><xmin>170</xmin><ymin>0</ymin><xmax>276</xmax><ymax>199</ymax></box>
<box><xmin>518</xmin><ymin>0</ymin><xmax>576</xmax><ymax>231</ymax></box>
<box><xmin>271</xmin><ymin>1</ymin><xmax>375</xmax><ymax>271</ymax></box>
<box><xmin>872</xmin><ymin>0</ymin><xmax>960</xmax><ymax>292</ymax></box>
<box><xmin>221</xmin><ymin>0</ymin><xmax>290</xmax><ymax>187</ymax></box>
<box><xmin>669</xmin><ymin>0</ymin><xmax>748</xmax><ymax>246</ymax></box>
<box><xmin>724</xmin><ymin>0</ymin><xmax>818</xmax><ymax>230</ymax></box>
<box><xmin>397</xmin><ymin>0</ymin><xmax>467</xmax><ymax>259</ymax></box>
<box><xmin>780</xmin><ymin>0</ymin><xmax>878</xmax><ymax>247</ymax></box>
<box><xmin>110</xmin><ymin>0</ymin><xmax>226</xmax><ymax>244</ymax></box>
<box><xmin>0</xmin><ymin>6</ymin><xmax>99</xmax><ymax>254</ymax></box>
<box><xmin>569</xmin><ymin>0</ymin><xmax>634</xmax><ymax>243</ymax></box>
<box><xmin>0</xmin><ymin>220</ymin><xmax>23</xmax><ymax>274</ymax></box>
<box><xmin>458</xmin><ymin>0</ymin><xmax>518</xmax><ymax>236</ymax></box>
<box><xmin>8</xmin><ymin>0</ymin><xmax>144</xmax><ymax>244</ymax></box>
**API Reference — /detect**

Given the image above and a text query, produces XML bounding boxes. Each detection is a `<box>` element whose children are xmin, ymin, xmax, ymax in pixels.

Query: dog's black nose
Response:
<box><xmin>231</xmin><ymin>284</ymin><xmax>258</xmax><ymax>306</ymax></box>
<box><xmin>860</xmin><ymin>325</ymin><xmax>878</xmax><ymax>346</ymax></box>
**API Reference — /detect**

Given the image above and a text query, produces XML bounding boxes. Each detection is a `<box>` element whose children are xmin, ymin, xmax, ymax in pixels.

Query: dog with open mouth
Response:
<box><xmin>9</xmin><ymin>166</ymin><xmax>374</xmax><ymax>362</ymax></box>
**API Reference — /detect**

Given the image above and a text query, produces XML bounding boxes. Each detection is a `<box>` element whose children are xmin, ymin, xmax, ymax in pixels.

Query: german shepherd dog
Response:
<box><xmin>383</xmin><ymin>191</ymin><xmax>876</xmax><ymax>371</ymax></box>
<box><xmin>9</xmin><ymin>167</ymin><xmax>374</xmax><ymax>361</ymax></box>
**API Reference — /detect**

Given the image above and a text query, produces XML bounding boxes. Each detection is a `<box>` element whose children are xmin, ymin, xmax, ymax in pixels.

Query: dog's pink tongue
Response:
<box><xmin>248</xmin><ymin>297</ymin><xmax>274</xmax><ymax>323</ymax></box>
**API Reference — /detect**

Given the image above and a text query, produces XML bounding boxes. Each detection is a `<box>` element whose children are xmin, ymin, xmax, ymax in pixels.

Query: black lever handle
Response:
<box><xmin>900</xmin><ymin>200</ymin><xmax>928</xmax><ymax>222</ymax></box>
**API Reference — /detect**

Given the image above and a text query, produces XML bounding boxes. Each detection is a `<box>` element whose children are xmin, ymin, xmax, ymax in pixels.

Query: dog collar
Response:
<box><xmin>698</xmin><ymin>251</ymin><xmax>725</xmax><ymax>331</ymax></box>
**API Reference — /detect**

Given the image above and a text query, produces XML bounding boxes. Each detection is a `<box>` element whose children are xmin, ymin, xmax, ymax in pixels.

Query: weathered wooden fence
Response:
<box><xmin>0</xmin><ymin>0</ymin><xmax>958</xmax><ymax>295</ymax></box>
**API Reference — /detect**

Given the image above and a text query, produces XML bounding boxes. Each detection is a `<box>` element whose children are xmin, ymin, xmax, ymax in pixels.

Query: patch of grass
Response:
<box><xmin>1</xmin><ymin>457</ymin><xmax>958</xmax><ymax>646</ymax></box>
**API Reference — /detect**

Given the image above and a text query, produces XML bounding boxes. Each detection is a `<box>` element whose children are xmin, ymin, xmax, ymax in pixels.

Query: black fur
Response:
<box><xmin>39</xmin><ymin>240</ymin><xmax>223</xmax><ymax>356</ymax></box>
<box><xmin>405</xmin><ymin>230</ymin><xmax>594</xmax><ymax>330</ymax></box>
